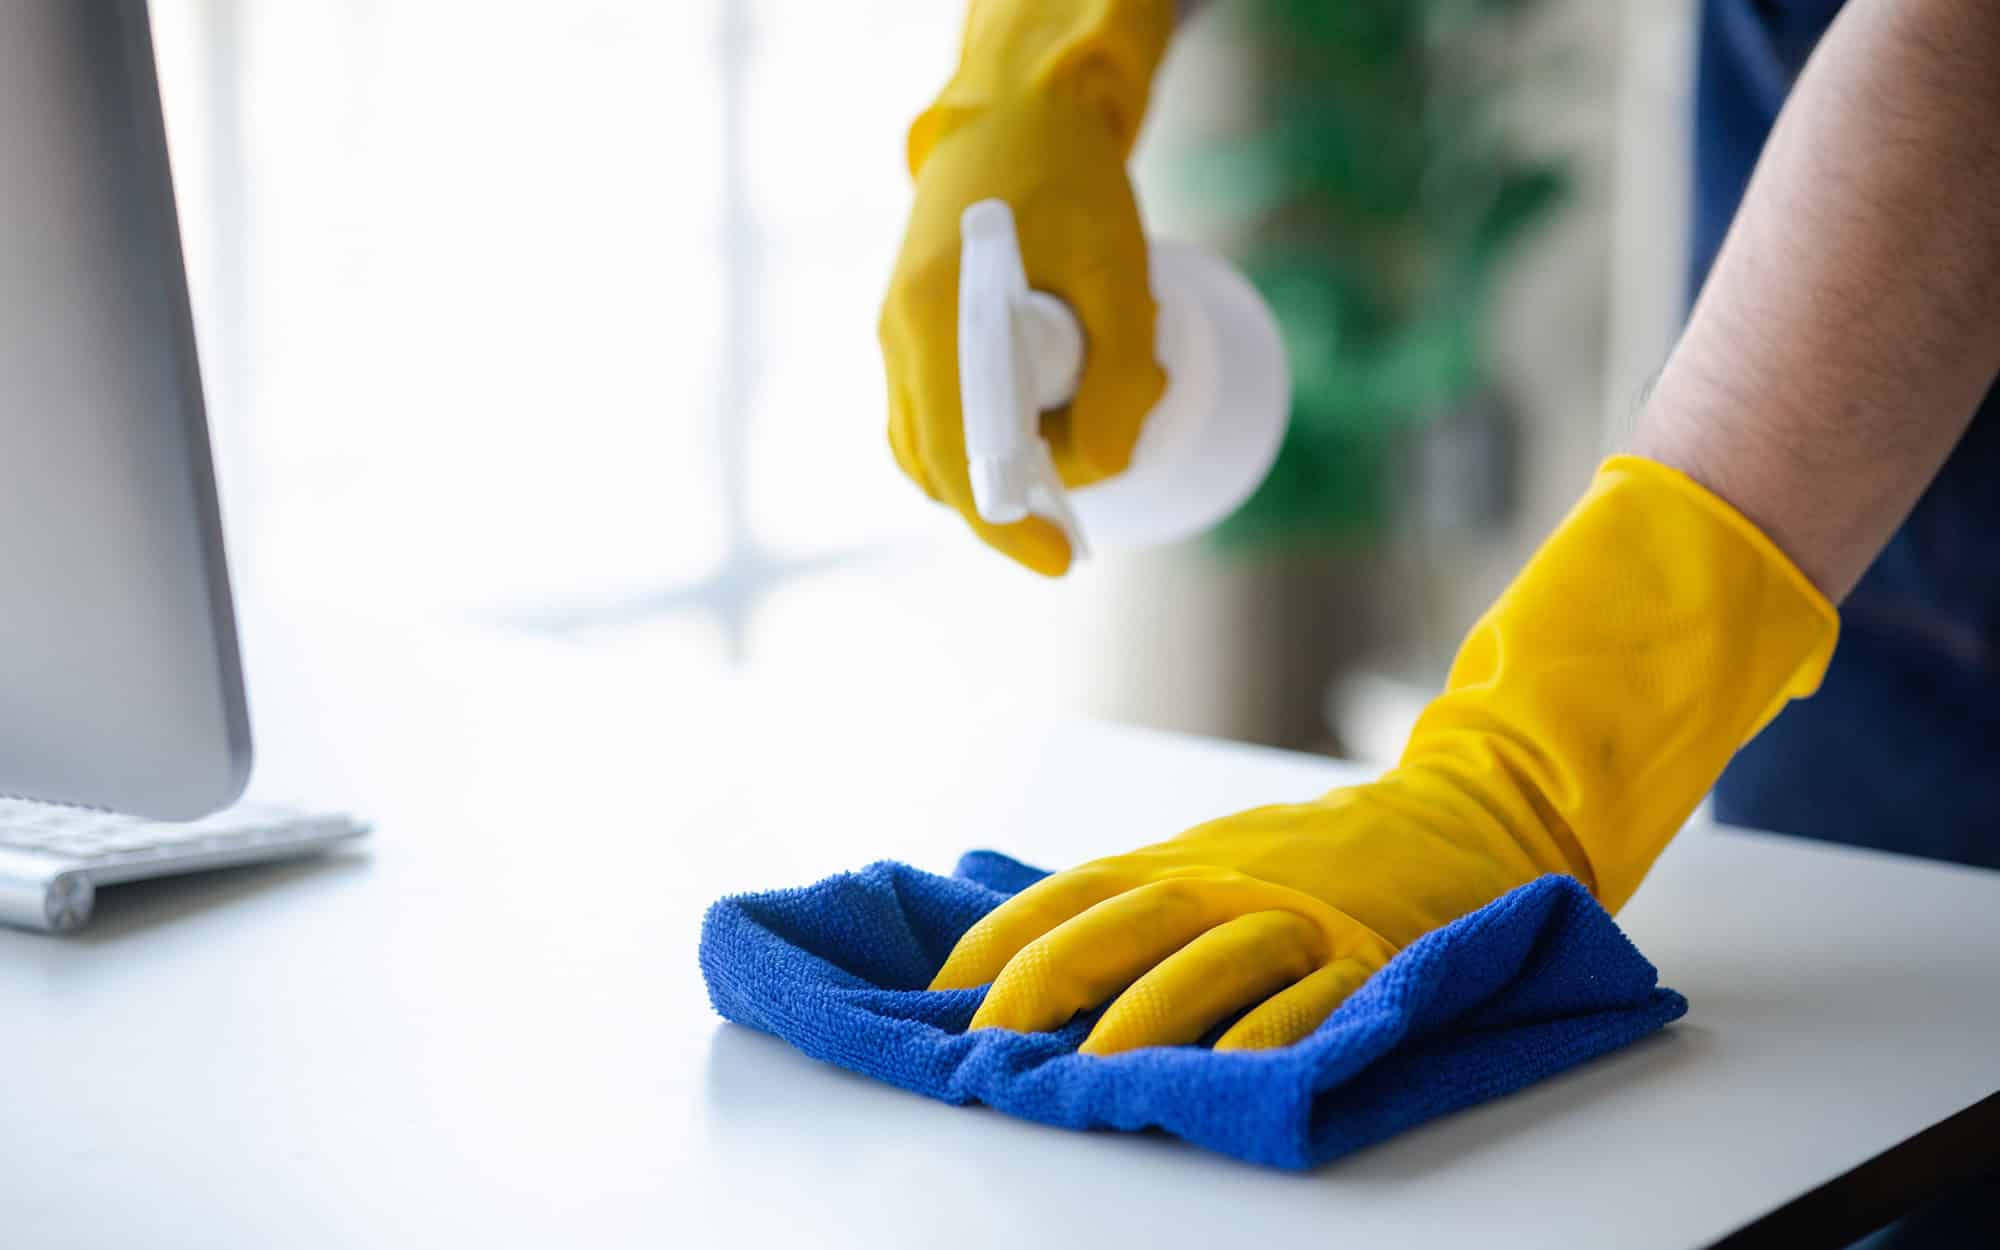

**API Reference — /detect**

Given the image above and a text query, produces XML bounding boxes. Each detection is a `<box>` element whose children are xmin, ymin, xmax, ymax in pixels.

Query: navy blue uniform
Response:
<box><xmin>1694</xmin><ymin>0</ymin><xmax>2000</xmax><ymax>868</ymax></box>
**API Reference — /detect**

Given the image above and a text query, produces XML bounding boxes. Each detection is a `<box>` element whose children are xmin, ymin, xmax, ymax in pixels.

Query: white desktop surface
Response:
<box><xmin>1</xmin><ymin>606</ymin><xmax>1996</xmax><ymax>1249</ymax></box>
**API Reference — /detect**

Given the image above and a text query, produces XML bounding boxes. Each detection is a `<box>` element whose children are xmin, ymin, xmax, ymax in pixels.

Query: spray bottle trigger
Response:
<box><xmin>957</xmin><ymin>199</ymin><xmax>1086</xmax><ymax>552</ymax></box>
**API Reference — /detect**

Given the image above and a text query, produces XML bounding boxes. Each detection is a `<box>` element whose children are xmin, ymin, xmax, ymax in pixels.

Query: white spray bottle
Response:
<box><xmin>956</xmin><ymin>199</ymin><xmax>1290</xmax><ymax>559</ymax></box>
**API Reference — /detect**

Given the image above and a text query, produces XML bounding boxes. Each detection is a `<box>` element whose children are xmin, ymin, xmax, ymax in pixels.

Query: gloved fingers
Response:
<box><xmin>886</xmin><ymin>379</ymin><xmax>1073</xmax><ymax>574</ymax></box>
<box><xmin>885</xmin><ymin>372</ymin><xmax>939</xmax><ymax>503</ymax></box>
<box><xmin>928</xmin><ymin>867</ymin><xmax>1133</xmax><ymax>991</ymax></box>
<box><xmin>879</xmin><ymin>291</ymin><xmax>947</xmax><ymax>506</ymax></box>
<box><xmin>1212</xmin><ymin>957</ymin><xmax>1377</xmax><ymax>1052</ymax></box>
<box><xmin>1046</xmin><ymin>269</ymin><xmax>1166</xmax><ymax>490</ymax></box>
<box><xmin>998</xmin><ymin>151</ymin><xmax>1159</xmax><ymax>490</ymax></box>
<box><xmin>1078</xmin><ymin>910</ymin><xmax>1325</xmax><ymax>1056</ymax></box>
<box><xmin>897</xmin><ymin>317</ymin><xmax>1074</xmax><ymax>576</ymax></box>
<box><xmin>967</xmin><ymin>877</ymin><xmax>1262</xmax><ymax>1035</ymax></box>
<box><xmin>964</xmin><ymin>511</ymin><xmax>1073</xmax><ymax>578</ymax></box>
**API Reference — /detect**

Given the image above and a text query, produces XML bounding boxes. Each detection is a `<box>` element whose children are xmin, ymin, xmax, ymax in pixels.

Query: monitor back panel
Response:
<box><xmin>0</xmin><ymin>1</ymin><xmax>249</xmax><ymax>818</ymax></box>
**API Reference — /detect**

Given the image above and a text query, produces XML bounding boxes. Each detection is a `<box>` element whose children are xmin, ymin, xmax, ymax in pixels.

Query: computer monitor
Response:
<box><xmin>0</xmin><ymin>0</ymin><xmax>250</xmax><ymax>820</ymax></box>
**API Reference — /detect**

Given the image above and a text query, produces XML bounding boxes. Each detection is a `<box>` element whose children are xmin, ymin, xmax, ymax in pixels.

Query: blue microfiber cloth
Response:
<box><xmin>699</xmin><ymin>851</ymin><xmax>1686</xmax><ymax>1170</ymax></box>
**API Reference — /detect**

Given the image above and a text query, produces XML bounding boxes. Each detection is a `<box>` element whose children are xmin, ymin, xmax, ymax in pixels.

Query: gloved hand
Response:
<box><xmin>932</xmin><ymin>456</ymin><xmax>1840</xmax><ymax>1053</ymax></box>
<box><xmin>880</xmin><ymin>0</ymin><xmax>1175</xmax><ymax>576</ymax></box>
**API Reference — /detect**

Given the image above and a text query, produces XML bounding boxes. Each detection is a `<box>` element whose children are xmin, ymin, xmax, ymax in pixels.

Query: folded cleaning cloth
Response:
<box><xmin>699</xmin><ymin>851</ymin><xmax>1686</xmax><ymax>1170</ymax></box>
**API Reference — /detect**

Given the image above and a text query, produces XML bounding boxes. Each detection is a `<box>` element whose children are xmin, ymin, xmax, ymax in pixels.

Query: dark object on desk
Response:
<box><xmin>699</xmin><ymin>852</ymin><xmax>1684</xmax><ymax>1170</ymax></box>
<box><xmin>1708</xmin><ymin>1092</ymin><xmax>2000</xmax><ymax>1250</ymax></box>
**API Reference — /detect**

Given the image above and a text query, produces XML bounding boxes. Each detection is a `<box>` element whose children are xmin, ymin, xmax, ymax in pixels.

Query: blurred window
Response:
<box><xmin>150</xmin><ymin>2</ymin><xmax>962</xmax><ymax>642</ymax></box>
<box><xmin>147</xmin><ymin>1</ymin><xmax>1151</xmax><ymax>728</ymax></box>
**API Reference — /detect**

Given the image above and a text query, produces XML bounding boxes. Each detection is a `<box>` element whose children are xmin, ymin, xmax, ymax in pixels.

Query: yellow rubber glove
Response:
<box><xmin>880</xmin><ymin>0</ymin><xmax>1175</xmax><ymax>576</ymax></box>
<box><xmin>932</xmin><ymin>456</ymin><xmax>1839</xmax><ymax>1053</ymax></box>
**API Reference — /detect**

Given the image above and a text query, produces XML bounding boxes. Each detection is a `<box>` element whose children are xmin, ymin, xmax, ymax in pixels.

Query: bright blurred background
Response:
<box><xmin>146</xmin><ymin>0</ymin><xmax>1696</xmax><ymax>760</ymax></box>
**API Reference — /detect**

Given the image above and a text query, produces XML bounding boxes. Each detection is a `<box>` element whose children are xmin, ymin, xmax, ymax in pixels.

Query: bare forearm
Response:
<box><xmin>1634</xmin><ymin>0</ymin><xmax>2000</xmax><ymax>601</ymax></box>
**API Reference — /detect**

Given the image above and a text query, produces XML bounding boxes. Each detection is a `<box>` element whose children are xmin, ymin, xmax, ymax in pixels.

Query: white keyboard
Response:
<box><xmin>0</xmin><ymin>799</ymin><xmax>369</xmax><ymax>933</ymax></box>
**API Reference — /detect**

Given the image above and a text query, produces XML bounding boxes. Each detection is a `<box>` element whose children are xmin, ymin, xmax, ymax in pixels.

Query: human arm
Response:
<box><xmin>931</xmin><ymin>0</ymin><xmax>1999</xmax><ymax>1052</ymax></box>
<box><xmin>1636</xmin><ymin>0</ymin><xmax>2000</xmax><ymax>601</ymax></box>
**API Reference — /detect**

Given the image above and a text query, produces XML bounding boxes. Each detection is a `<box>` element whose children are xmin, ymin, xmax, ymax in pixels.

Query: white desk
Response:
<box><xmin>1</xmin><ymin>607</ymin><xmax>1995</xmax><ymax>1249</ymax></box>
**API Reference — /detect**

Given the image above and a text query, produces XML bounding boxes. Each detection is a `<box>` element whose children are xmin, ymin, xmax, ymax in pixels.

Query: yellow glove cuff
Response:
<box><xmin>908</xmin><ymin>0</ymin><xmax>1176</xmax><ymax>172</ymax></box>
<box><xmin>1394</xmin><ymin>455</ymin><xmax>1840</xmax><ymax>914</ymax></box>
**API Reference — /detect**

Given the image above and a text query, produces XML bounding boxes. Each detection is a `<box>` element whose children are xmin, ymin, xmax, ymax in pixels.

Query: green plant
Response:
<box><xmin>1194</xmin><ymin>0</ymin><xmax>1569</xmax><ymax>545</ymax></box>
